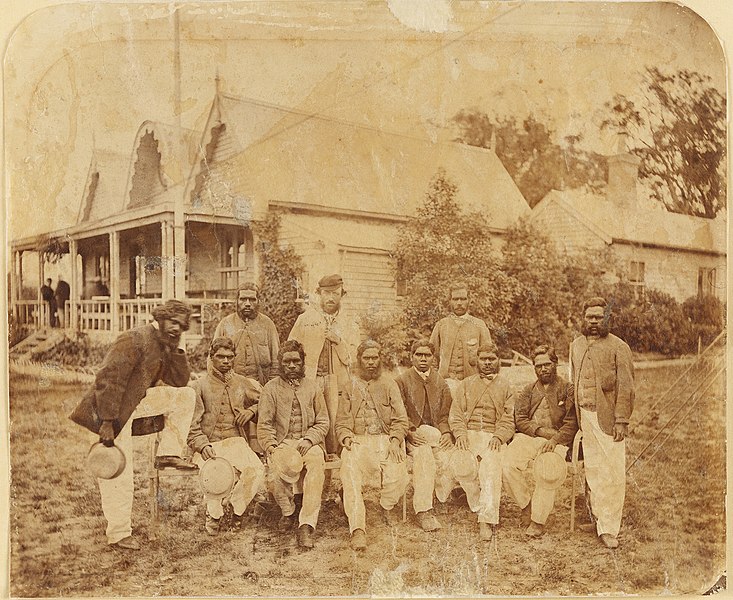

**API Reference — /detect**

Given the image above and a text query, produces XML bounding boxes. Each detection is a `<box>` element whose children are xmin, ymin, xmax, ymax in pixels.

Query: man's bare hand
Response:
<box><xmin>297</xmin><ymin>439</ymin><xmax>313</xmax><ymax>456</ymax></box>
<box><xmin>539</xmin><ymin>439</ymin><xmax>557</xmax><ymax>454</ymax></box>
<box><xmin>455</xmin><ymin>436</ymin><xmax>469</xmax><ymax>451</ymax></box>
<box><xmin>387</xmin><ymin>439</ymin><xmax>405</xmax><ymax>463</ymax></box>
<box><xmin>201</xmin><ymin>445</ymin><xmax>216</xmax><ymax>460</ymax></box>
<box><xmin>612</xmin><ymin>423</ymin><xmax>628</xmax><ymax>442</ymax></box>
<box><xmin>99</xmin><ymin>421</ymin><xmax>115</xmax><ymax>447</ymax></box>
<box><xmin>438</xmin><ymin>432</ymin><xmax>454</xmax><ymax>450</ymax></box>
<box><xmin>488</xmin><ymin>436</ymin><xmax>502</xmax><ymax>452</ymax></box>
<box><xmin>342</xmin><ymin>437</ymin><xmax>354</xmax><ymax>451</ymax></box>
<box><xmin>407</xmin><ymin>430</ymin><xmax>427</xmax><ymax>447</ymax></box>
<box><xmin>234</xmin><ymin>410</ymin><xmax>253</xmax><ymax>427</ymax></box>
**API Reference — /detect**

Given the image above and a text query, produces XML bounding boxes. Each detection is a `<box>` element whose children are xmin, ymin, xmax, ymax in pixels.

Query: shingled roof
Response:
<box><xmin>186</xmin><ymin>93</ymin><xmax>531</xmax><ymax>228</ymax></box>
<box><xmin>534</xmin><ymin>189</ymin><xmax>726</xmax><ymax>255</ymax></box>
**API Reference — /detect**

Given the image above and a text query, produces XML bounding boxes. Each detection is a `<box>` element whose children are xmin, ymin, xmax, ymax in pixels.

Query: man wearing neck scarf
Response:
<box><xmin>569</xmin><ymin>297</ymin><xmax>634</xmax><ymax>550</ymax></box>
<box><xmin>447</xmin><ymin>343</ymin><xmax>514</xmax><ymax>542</ymax></box>
<box><xmin>335</xmin><ymin>340</ymin><xmax>409</xmax><ymax>550</ymax></box>
<box><xmin>187</xmin><ymin>337</ymin><xmax>266</xmax><ymax>535</ymax></box>
<box><xmin>429</xmin><ymin>282</ymin><xmax>493</xmax><ymax>390</ymax></box>
<box><xmin>69</xmin><ymin>299</ymin><xmax>197</xmax><ymax>550</ymax></box>
<box><xmin>288</xmin><ymin>274</ymin><xmax>361</xmax><ymax>453</ymax></box>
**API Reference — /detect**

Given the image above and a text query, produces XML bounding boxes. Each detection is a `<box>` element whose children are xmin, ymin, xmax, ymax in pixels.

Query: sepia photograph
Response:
<box><xmin>3</xmin><ymin>0</ymin><xmax>728</xmax><ymax>596</ymax></box>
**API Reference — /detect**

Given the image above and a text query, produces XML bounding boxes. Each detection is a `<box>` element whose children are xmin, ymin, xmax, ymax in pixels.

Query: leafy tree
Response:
<box><xmin>500</xmin><ymin>219</ymin><xmax>615</xmax><ymax>357</ymax></box>
<box><xmin>602</xmin><ymin>67</ymin><xmax>725</xmax><ymax>218</ymax></box>
<box><xmin>451</xmin><ymin>110</ymin><xmax>607</xmax><ymax>207</ymax></box>
<box><xmin>252</xmin><ymin>210</ymin><xmax>305</xmax><ymax>343</ymax></box>
<box><xmin>392</xmin><ymin>169</ymin><xmax>515</xmax><ymax>349</ymax></box>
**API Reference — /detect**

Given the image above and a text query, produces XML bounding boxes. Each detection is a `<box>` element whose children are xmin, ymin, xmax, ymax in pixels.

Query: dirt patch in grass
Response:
<box><xmin>8</xmin><ymin>365</ymin><xmax>725</xmax><ymax>596</ymax></box>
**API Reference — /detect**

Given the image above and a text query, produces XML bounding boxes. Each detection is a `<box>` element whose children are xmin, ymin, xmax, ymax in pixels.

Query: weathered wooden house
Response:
<box><xmin>530</xmin><ymin>149</ymin><xmax>727</xmax><ymax>302</ymax></box>
<box><xmin>9</xmin><ymin>90</ymin><xmax>531</xmax><ymax>340</ymax></box>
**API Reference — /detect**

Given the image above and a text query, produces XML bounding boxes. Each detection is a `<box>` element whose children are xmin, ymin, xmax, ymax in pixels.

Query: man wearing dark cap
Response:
<box><xmin>569</xmin><ymin>297</ymin><xmax>634</xmax><ymax>549</ymax></box>
<box><xmin>70</xmin><ymin>299</ymin><xmax>197</xmax><ymax>550</ymax></box>
<box><xmin>213</xmin><ymin>282</ymin><xmax>280</xmax><ymax>386</ymax></box>
<box><xmin>288</xmin><ymin>274</ymin><xmax>360</xmax><ymax>453</ymax></box>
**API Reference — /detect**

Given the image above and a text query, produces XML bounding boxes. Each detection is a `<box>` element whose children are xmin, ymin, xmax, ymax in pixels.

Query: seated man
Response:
<box><xmin>502</xmin><ymin>345</ymin><xmax>577</xmax><ymax>537</ymax></box>
<box><xmin>395</xmin><ymin>339</ymin><xmax>454</xmax><ymax>532</ymax></box>
<box><xmin>448</xmin><ymin>343</ymin><xmax>514</xmax><ymax>542</ymax></box>
<box><xmin>336</xmin><ymin>340</ymin><xmax>409</xmax><ymax>550</ymax></box>
<box><xmin>188</xmin><ymin>337</ymin><xmax>266</xmax><ymax>536</ymax></box>
<box><xmin>257</xmin><ymin>340</ymin><xmax>329</xmax><ymax>549</ymax></box>
<box><xmin>69</xmin><ymin>299</ymin><xmax>197</xmax><ymax>550</ymax></box>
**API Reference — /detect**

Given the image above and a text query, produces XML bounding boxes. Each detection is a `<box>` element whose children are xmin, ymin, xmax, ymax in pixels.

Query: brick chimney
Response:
<box><xmin>606</xmin><ymin>133</ymin><xmax>641</xmax><ymax>209</ymax></box>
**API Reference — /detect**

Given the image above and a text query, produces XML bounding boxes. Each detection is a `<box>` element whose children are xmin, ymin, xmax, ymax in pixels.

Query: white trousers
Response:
<box><xmin>449</xmin><ymin>430</ymin><xmax>505</xmax><ymax>524</ymax></box>
<box><xmin>580</xmin><ymin>409</ymin><xmax>626</xmax><ymax>537</ymax></box>
<box><xmin>193</xmin><ymin>437</ymin><xmax>265</xmax><ymax>519</ymax></box>
<box><xmin>408</xmin><ymin>443</ymin><xmax>453</xmax><ymax>514</ymax></box>
<box><xmin>340</xmin><ymin>434</ymin><xmax>409</xmax><ymax>533</ymax></box>
<box><xmin>502</xmin><ymin>433</ymin><xmax>568</xmax><ymax>525</ymax></box>
<box><xmin>97</xmin><ymin>386</ymin><xmax>196</xmax><ymax>544</ymax></box>
<box><xmin>267</xmin><ymin>439</ymin><xmax>325</xmax><ymax>529</ymax></box>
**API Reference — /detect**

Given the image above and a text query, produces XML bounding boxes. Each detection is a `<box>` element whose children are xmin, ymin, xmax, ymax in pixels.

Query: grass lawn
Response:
<box><xmin>8</xmin><ymin>364</ymin><xmax>726</xmax><ymax>597</ymax></box>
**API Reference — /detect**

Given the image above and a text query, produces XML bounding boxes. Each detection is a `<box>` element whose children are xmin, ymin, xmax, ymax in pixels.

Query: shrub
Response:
<box><xmin>358</xmin><ymin>309</ymin><xmax>410</xmax><ymax>369</ymax></box>
<box><xmin>393</xmin><ymin>169</ymin><xmax>515</xmax><ymax>345</ymax></box>
<box><xmin>682</xmin><ymin>295</ymin><xmax>725</xmax><ymax>328</ymax></box>
<box><xmin>611</xmin><ymin>287</ymin><xmax>694</xmax><ymax>356</ymax></box>
<box><xmin>252</xmin><ymin>210</ymin><xmax>306</xmax><ymax>344</ymax></box>
<box><xmin>32</xmin><ymin>333</ymin><xmax>112</xmax><ymax>368</ymax></box>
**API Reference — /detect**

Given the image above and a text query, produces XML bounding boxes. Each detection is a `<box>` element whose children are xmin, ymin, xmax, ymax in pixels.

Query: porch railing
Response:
<box><xmin>11</xmin><ymin>297</ymin><xmax>235</xmax><ymax>336</ymax></box>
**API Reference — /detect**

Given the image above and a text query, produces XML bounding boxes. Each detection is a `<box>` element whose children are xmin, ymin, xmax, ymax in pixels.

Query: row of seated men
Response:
<box><xmin>70</xmin><ymin>275</ymin><xmax>632</xmax><ymax>552</ymax></box>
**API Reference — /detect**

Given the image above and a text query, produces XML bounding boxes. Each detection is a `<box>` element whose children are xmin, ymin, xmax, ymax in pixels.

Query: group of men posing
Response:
<box><xmin>70</xmin><ymin>274</ymin><xmax>634</xmax><ymax>553</ymax></box>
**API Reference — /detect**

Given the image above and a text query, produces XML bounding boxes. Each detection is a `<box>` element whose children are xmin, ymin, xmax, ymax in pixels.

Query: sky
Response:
<box><xmin>3</xmin><ymin>1</ymin><xmax>728</xmax><ymax>241</ymax></box>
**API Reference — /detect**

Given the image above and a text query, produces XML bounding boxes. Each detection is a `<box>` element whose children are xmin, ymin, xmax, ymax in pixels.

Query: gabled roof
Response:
<box><xmin>125</xmin><ymin>120</ymin><xmax>200</xmax><ymax>210</ymax></box>
<box><xmin>534</xmin><ymin>189</ymin><xmax>727</xmax><ymax>255</ymax></box>
<box><xmin>186</xmin><ymin>93</ymin><xmax>530</xmax><ymax>228</ymax></box>
<box><xmin>77</xmin><ymin>150</ymin><xmax>131</xmax><ymax>224</ymax></box>
<box><xmin>76</xmin><ymin>121</ymin><xmax>201</xmax><ymax>225</ymax></box>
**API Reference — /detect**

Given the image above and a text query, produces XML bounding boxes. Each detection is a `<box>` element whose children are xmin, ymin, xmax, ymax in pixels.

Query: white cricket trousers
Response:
<box><xmin>97</xmin><ymin>386</ymin><xmax>196</xmax><ymax>544</ymax></box>
<box><xmin>340</xmin><ymin>434</ymin><xmax>409</xmax><ymax>533</ymax></box>
<box><xmin>408</xmin><ymin>443</ymin><xmax>453</xmax><ymax>514</ymax></box>
<box><xmin>580</xmin><ymin>408</ymin><xmax>626</xmax><ymax>537</ymax></box>
<box><xmin>193</xmin><ymin>437</ymin><xmax>265</xmax><ymax>519</ymax></box>
<box><xmin>451</xmin><ymin>430</ymin><xmax>505</xmax><ymax>525</ymax></box>
<box><xmin>267</xmin><ymin>439</ymin><xmax>325</xmax><ymax>529</ymax></box>
<box><xmin>502</xmin><ymin>433</ymin><xmax>569</xmax><ymax>525</ymax></box>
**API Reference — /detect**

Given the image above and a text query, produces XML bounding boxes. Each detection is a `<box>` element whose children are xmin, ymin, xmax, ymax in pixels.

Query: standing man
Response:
<box><xmin>395</xmin><ymin>339</ymin><xmax>454</xmax><ymax>532</ymax></box>
<box><xmin>430</xmin><ymin>282</ymin><xmax>493</xmax><ymax>389</ymax></box>
<box><xmin>257</xmin><ymin>340</ymin><xmax>329</xmax><ymax>549</ymax></box>
<box><xmin>213</xmin><ymin>282</ymin><xmax>280</xmax><ymax>386</ymax></box>
<box><xmin>55</xmin><ymin>276</ymin><xmax>71</xmax><ymax>328</ymax></box>
<box><xmin>40</xmin><ymin>278</ymin><xmax>57</xmax><ymax>327</ymax></box>
<box><xmin>288</xmin><ymin>274</ymin><xmax>360</xmax><ymax>453</ymax></box>
<box><xmin>336</xmin><ymin>340</ymin><xmax>409</xmax><ymax>550</ymax></box>
<box><xmin>570</xmin><ymin>297</ymin><xmax>634</xmax><ymax>549</ymax></box>
<box><xmin>188</xmin><ymin>337</ymin><xmax>266</xmax><ymax>536</ymax></box>
<box><xmin>448</xmin><ymin>343</ymin><xmax>514</xmax><ymax>542</ymax></box>
<box><xmin>503</xmin><ymin>345</ymin><xmax>577</xmax><ymax>537</ymax></box>
<box><xmin>69</xmin><ymin>299</ymin><xmax>197</xmax><ymax>550</ymax></box>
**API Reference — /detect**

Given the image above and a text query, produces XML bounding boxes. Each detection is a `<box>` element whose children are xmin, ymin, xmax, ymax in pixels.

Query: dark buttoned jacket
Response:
<box><xmin>395</xmin><ymin>368</ymin><xmax>453</xmax><ymax>435</ymax></box>
<box><xmin>513</xmin><ymin>375</ymin><xmax>577</xmax><ymax>447</ymax></box>
<box><xmin>69</xmin><ymin>324</ymin><xmax>191</xmax><ymax>436</ymax></box>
